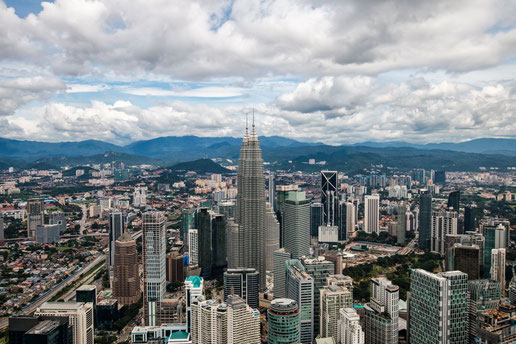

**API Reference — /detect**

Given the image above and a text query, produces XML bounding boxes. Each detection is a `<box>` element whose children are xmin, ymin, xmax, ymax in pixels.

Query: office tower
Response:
<box><xmin>409</xmin><ymin>269</ymin><xmax>468</xmax><ymax>344</ymax></box>
<box><xmin>318</xmin><ymin>225</ymin><xmax>339</xmax><ymax>243</ymax></box>
<box><xmin>180</xmin><ymin>210</ymin><xmax>194</xmax><ymax>243</ymax></box>
<box><xmin>364</xmin><ymin>277</ymin><xmax>399</xmax><ymax>344</ymax></box>
<box><xmin>112</xmin><ymin>232</ymin><xmax>140</xmax><ymax>305</ymax></box>
<box><xmin>265</xmin><ymin>203</ymin><xmax>280</xmax><ymax>271</ymax></box>
<box><xmin>268</xmin><ymin>299</ymin><xmax>300</xmax><ymax>344</ymax></box>
<box><xmin>48</xmin><ymin>212</ymin><xmax>67</xmax><ymax>233</ymax></box>
<box><xmin>108</xmin><ymin>212</ymin><xmax>125</xmax><ymax>273</ymax></box>
<box><xmin>320</xmin><ymin>284</ymin><xmax>353</xmax><ymax>340</ymax></box>
<box><xmin>447</xmin><ymin>190</ymin><xmax>460</xmax><ymax>211</ymax></box>
<box><xmin>464</xmin><ymin>207</ymin><xmax>476</xmax><ymax>232</ymax></box>
<box><xmin>490</xmin><ymin>248</ymin><xmax>506</xmax><ymax>293</ymax></box>
<box><xmin>310</xmin><ymin>202</ymin><xmax>323</xmax><ymax>238</ymax></box>
<box><xmin>412</xmin><ymin>168</ymin><xmax>426</xmax><ymax>184</ymax></box>
<box><xmin>467</xmin><ymin>279</ymin><xmax>501</xmax><ymax>342</ymax></box>
<box><xmin>36</xmin><ymin>224</ymin><xmax>60</xmax><ymax>244</ymax></box>
<box><xmin>188</xmin><ymin>229</ymin><xmax>199</xmax><ymax>266</ymax></box>
<box><xmin>224</xmin><ymin>268</ymin><xmax>259</xmax><ymax>309</ymax></box>
<box><xmin>76</xmin><ymin>285</ymin><xmax>97</xmax><ymax>310</ymax></box>
<box><xmin>434</xmin><ymin>170</ymin><xmax>446</xmax><ymax>184</ymax></box>
<box><xmin>226</xmin><ymin>295</ymin><xmax>261</xmax><ymax>344</ymax></box>
<box><xmin>35</xmin><ymin>302</ymin><xmax>94</xmax><ymax>344</ymax></box>
<box><xmin>269</xmin><ymin>173</ymin><xmax>275</xmax><ymax>210</ymax></box>
<box><xmin>185</xmin><ymin>276</ymin><xmax>204</xmax><ymax>333</ymax></box>
<box><xmin>364</xmin><ymin>195</ymin><xmax>380</xmax><ymax>234</ymax></box>
<box><xmin>211</xmin><ymin>213</ymin><xmax>227</xmax><ymax>276</ymax></box>
<box><xmin>273</xmin><ymin>249</ymin><xmax>292</xmax><ymax>298</ymax></box>
<box><xmin>301</xmin><ymin>256</ymin><xmax>334</xmax><ymax>337</ymax></box>
<box><xmin>483</xmin><ymin>224</ymin><xmax>508</xmax><ymax>276</ymax></box>
<box><xmin>226</xmin><ymin>220</ymin><xmax>241</xmax><ymax>268</ymax></box>
<box><xmin>430</xmin><ymin>209</ymin><xmax>458</xmax><ymax>254</ymax></box>
<box><xmin>345</xmin><ymin>201</ymin><xmax>356</xmax><ymax>240</ymax></box>
<box><xmin>9</xmin><ymin>317</ymin><xmax>71</xmax><ymax>344</ymax></box>
<box><xmin>166</xmin><ymin>252</ymin><xmax>184</xmax><ymax>283</ymax></box>
<box><xmin>418</xmin><ymin>190</ymin><xmax>432</xmax><ymax>250</ymax></box>
<box><xmin>96</xmin><ymin>299</ymin><xmax>118</xmax><ymax>330</ymax></box>
<box><xmin>448</xmin><ymin>244</ymin><xmax>481</xmax><ymax>280</ymax></box>
<box><xmin>236</xmin><ymin>122</ymin><xmax>267</xmax><ymax>290</ymax></box>
<box><xmin>397</xmin><ymin>202</ymin><xmax>406</xmax><ymax>244</ymax></box>
<box><xmin>284</xmin><ymin>190</ymin><xmax>311</xmax><ymax>259</ymax></box>
<box><xmin>276</xmin><ymin>184</ymin><xmax>299</xmax><ymax>247</ymax></box>
<box><xmin>27</xmin><ymin>198</ymin><xmax>44</xmax><ymax>239</ymax></box>
<box><xmin>218</xmin><ymin>200</ymin><xmax>236</xmax><ymax>219</ymax></box>
<box><xmin>286</xmin><ymin>260</ymin><xmax>314</xmax><ymax>344</ymax></box>
<box><xmin>338</xmin><ymin>308</ymin><xmax>364</xmax><ymax>344</ymax></box>
<box><xmin>338</xmin><ymin>201</ymin><xmax>347</xmax><ymax>241</ymax></box>
<box><xmin>197</xmin><ymin>208</ymin><xmax>213</xmax><ymax>278</ymax></box>
<box><xmin>142</xmin><ymin>211</ymin><xmax>166</xmax><ymax>326</ymax></box>
<box><xmin>321</xmin><ymin>171</ymin><xmax>339</xmax><ymax>226</ymax></box>
<box><xmin>0</xmin><ymin>216</ymin><xmax>4</xmax><ymax>240</ymax></box>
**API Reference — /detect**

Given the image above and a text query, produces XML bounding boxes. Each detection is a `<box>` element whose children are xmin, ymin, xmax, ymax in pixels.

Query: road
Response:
<box><xmin>399</xmin><ymin>235</ymin><xmax>418</xmax><ymax>255</ymax></box>
<box><xmin>0</xmin><ymin>254</ymin><xmax>106</xmax><ymax>331</ymax></box>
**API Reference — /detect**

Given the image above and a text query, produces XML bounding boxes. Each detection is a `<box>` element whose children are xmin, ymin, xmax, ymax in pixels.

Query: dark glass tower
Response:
<box><xmin>464</xmin><ymin>207</ymin><xmax>476</xmax><ymax>232</ymax></box>
<box><xmin>447</xmin><ymin>190</ymin><xmax>460</xmax><ymax>211</ymax></box>
<box><xmin>197</xmin><ymin>208</ymin><xmax>213</xmax><ymax>279</ymax></box>
<box><xmin>418</xmin><ymin>190</ymin><xmax>432</xmax><ymax>250</ymax></box>
<box><xmin>310</xmin><ymin>203</ymin><xmax>322</xmax><ymax>238</ymax></box>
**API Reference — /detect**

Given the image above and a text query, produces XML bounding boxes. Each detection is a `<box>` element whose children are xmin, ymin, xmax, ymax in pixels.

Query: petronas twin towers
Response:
<box><xmin>236</xmin><ymin>121</ymin><xmax>267</xmax><ymax>290</ymax></box>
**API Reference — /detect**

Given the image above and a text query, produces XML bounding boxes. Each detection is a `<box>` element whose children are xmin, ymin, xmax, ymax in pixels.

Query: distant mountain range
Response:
<box><xmin>1</xmin><ymin>136</ymin><xmax>515</xmax><ymax>172</ymax></box>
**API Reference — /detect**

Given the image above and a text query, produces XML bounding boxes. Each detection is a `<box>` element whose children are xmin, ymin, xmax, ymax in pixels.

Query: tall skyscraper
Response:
<box><xmin>35</xmin><ymin>302</ymin><xmax>94</xmax><ymax>344</ymax></box>
<box><xmin>310</xmin><ymin>202</ymin><xmax>323</xmax><ymax>238</ymax></box>
<box><xmin>27</xmin><ymin>198</ymin><xmax>44</xmax><ymax>239</ymax></box>
<box><xmin>285</xmin><ymin>259</ymin><xmax>314</xmax><ymax>344</ymax></box>
<box><xmin>226</xmin><ymin>220</ymin><xmax>241</xmax><ymax>268</ymax></box>
<box><xmin>185</xmin><ymin>276</ymin><xmax>204</xmax><ymax>333</ymax></box>
<box><xmin>188</xmin><ymin>228</ymin><xmax>199</xmax><ymax>266</ymax></box>
<box><xmin>418</xmin><ymin>190</ymin><xmax>432</xmax><ymax>250</ymax></box>
<box><xmin>409</xmin><ymin>269</ymin><xmax>468</xmax><ymax>343</ymax></box>
<box><xmin>364</xmin><ymin>195</ymin><xmax>380</xmax><ymax>234</ymax></box>
<box><xmin>276</xmin><ymin>184</ymin><xmax>299</xmax><ymax>248</ymax></box>
<box><xmin>236</xmin><ymin>122</ymin><xmax>267</xmax><ymax>290</ymax></box>
<box><xmin>468</xmin><ymin>279</ymin><xmax>501</xmax><ymax>342</ymax></box>
<box><xmin>113</xmin><ymin>232</ymin><xmax>140</xmax><ymax>305</ymax></box>
<box><xmin>490</xmin><ymin>248</ymin><xmax>506</xmax><ymax>294</ymax></box>
<box><xmin>447</xmin><ymin>190</ymin><xmax>460</xmax><ymax>211</ymax></box>
<box><xmin>180</xmin><ymin>209</ymin><xmax>194</xmax><ymax>243</ymax></box>
<box><xmin>397</xmin><ymin>202</ymin><xmax>406</xmax><ymax>244</ymax></box>
<box><xmin>142</xmin><ymin>211</ymin><xmax>166</xmax><ymax>326</ymax></box>
<box><xmin>197</xmin><ymin>208</ymin><xmax>213</xmax><ymax>278</ymax></box>
<box><xmin>320</xmin><ymin>283</ymin><xmax>353</xmax><ymax>340</ymax></box>
<box><xmin>345</xmin><ymin>201</ymin><xmax>356</xmax><ymax>240</ymax></box>
<box><xmin>449</xmin><ymin>244</ymin><xmax>481</xmax><ymax>280</ymax></box>
<box><xmin>338</xmin><ymin>308</ymin><xmax>364</xmax><ymax>344</ymax></box>
<box><xmin>301</xmin><ymin>256</ymin><xmax>334</xmax><ymax>337</ymax></box>
<box><xmin>265</xmin><ymin>203</ymin><xmax>280</xmax><ymax>271</ymax></box>
<box><xmin>321</xmin><ymin>171</ymin><xmax>339</xmax><ymax>226</ymax></box>
<box><xmin>284</xmin><ymin>190</ymin><xmax>311</xmax><ymax>260</ymax></box>
<box><xmin>273</xmin><ymin>248</ymin><xmax>292</xmax><ymax>299</ymax></box>
<box><xmin>108</xmin><ymin>212</ymin><xmax>124</xmax><ymax>273</ymax></box>
<box><xmin>430</xmin><ymin>209</ymin><xmax>458</xmax><ymax>254</ymax></box>
<box><xmin>223</xmin><ymin>268</ymin><xmax>259</xmax><ymax>309</ymax></box>
<box><xmin>269</xmin><ymin>173</ymin><xmax>275</xmax><ymax>210</ymax></box>
<box><xmin>211</xmin><ymin>213</ymin><xmax>227</xmax><ymax>276</ymax></box>
<box><xmin>483</xmin><ymin>224</ymin><xmax>508</xmax><ymax>277</ymax></box>
<box><xmin>268</xmin><ymin>299</ymin><xmax>300</xmax><ymax>344</ymax></box>
<box><xmin>364</xmin><ymin>277</ymin><xmax>399</xmax><ymax>344</ymax></box>
<box><xmin>226</xmin><ymin>295</ymin><xmax>261</xmax><ymax>344</ymax></box>
<box><xmin>464</xmin><ymin>206</ymin><xmax>476</xmax><ymax>232</ymax></box>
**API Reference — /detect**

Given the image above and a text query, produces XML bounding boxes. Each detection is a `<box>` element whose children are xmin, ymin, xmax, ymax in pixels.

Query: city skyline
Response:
<box><xmin>0</xmin><ymin>0</ymin><xmax>516</xmax><ymax>145</ymax></box>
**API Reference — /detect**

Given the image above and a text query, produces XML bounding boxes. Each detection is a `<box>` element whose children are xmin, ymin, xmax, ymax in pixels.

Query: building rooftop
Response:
<box><xmin>26</xmin><ymin>320</ymin><xmax>60</xmax><ymax>335</ymax></box>
<box><xmin>39</xmin><ymin>302</ymin><xmax>87</xmax><ymax>311</ymax></box>
<box><xmin>185</xmin><ymin>276</ymin><xmax>203</xmax><ymax>288</ymax></box>
<box><xmin>76</xmin><ymin>285</ymin><xmax>96</xmax><ymax>292</ymax></box>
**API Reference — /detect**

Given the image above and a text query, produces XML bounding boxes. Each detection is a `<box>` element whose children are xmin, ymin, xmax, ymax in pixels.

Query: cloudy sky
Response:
<box><xmin>1</xmin><ymin>0</ymin><xmax>515</xmax><ymax>145</ymax></box>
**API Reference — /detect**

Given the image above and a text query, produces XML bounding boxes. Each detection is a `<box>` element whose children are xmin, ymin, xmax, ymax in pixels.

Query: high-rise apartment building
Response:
<box><xmin>409</xmin><ymin>269</ymin><xmax>468</xmax><ymax>344</ymax></box>
<box><xmin>418</xmin><ymin>190</ymin><xmax>432</xmax><ymax>250</ymax></box>
<box><xmin>113</xmin><ymin>232</ymin><xmax>140</xmax><ymax>305</ymax></box>
<box><xmin>345</xmin><ymin>201</ymin><xmax>356</xmax><ymax>240</ymax></box>
<box><xmin>338</xmin><ymin>308</ymin><xmax>365</xmax><ymax>344</ymax></box>
<box><xmin>364</xmin><ymin>195</ymin><xmax>380</xmax><ymax>234</ymax></box>
<box><xmin>397</xmin><ymin>202</ymin><xmax>406</xmax><ymax>244</ymax></box>
<box><xmin>268</xmin><ymin>299</ymin><xmax>300</xmax><ymax>344</ymax></box>
<box><xmin>285</xmin><ymin>260</ymin><xmax>314</xmax><ymax>344</ymax></box>
<box><xmin>321</xmin><ymin>171</ymin><xmax>339</xmax><ymax>227</ymax></box>
<box><xmin>27</xmin><ymin>198</ymin><xmax>44</xmax><ymax>239</ymax></box>
<box><xmin>364</xmin><ymin>277</ymin><xmax>399</xmax><ymax>344</ymax></box>
<box><xmin>223</xmin><ymin>268</ymin><xmax>259</xmax><ymax>309</ymax></box>
<box><xmin>490</xmin><ymin>248</ymin><xmax>506</xmax><ymax>293</ymax></box>
<box><xmin>188</xmin><ymin>228</ymin><xmax>198</xmax><ymax>266</ymax></box>
<box><xmin>185</xmin><ymin>276</ymin><xmax>203</xmax><ymax>333</ymax></box>
<box><xmin>431</xmin><ymin>209</ymin><xmax>458</xmax><ymax>254</ymax></box>
<box><xmin>108</xmin><ymin>212</ymin><xmax>124</xmax><ymax>274</ymax></box>
<box><xmin>142</xmin><ymin>211</ymin><xmax>166</xmax><ymax>326</ymax></box>
<box><xmin>35</xmin><ymin>302</ymin><xmax>94</xmax><ymax>344</ymax></box>
<box><xmin>236</xmin><ymin>123</ymin><xmax>267</xmax><ymax>290</ymax></box>
<box><xmin>226</xmin><ymin>295</ymin><xmax>261</xmax><ymax>344</ymax></box>
<box><xmin>320</xmin><ymin>284</ymin><xmax>353</xmax><ymax>340</ymax></box>
<box><xmin>284</xmin><ymin>190</ymin><xmax>311</xmax><ymax>260</ymax></box>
